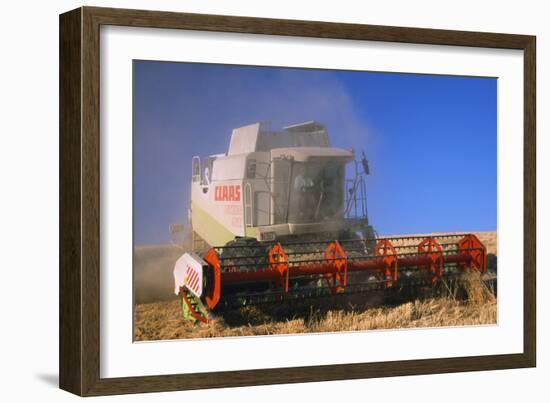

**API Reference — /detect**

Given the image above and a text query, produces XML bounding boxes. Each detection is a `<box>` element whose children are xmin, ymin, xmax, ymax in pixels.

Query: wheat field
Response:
<box><xmin>135</xmin><ymin>293</ymin><xmax>496</xmax><ymax>341</ymax></box>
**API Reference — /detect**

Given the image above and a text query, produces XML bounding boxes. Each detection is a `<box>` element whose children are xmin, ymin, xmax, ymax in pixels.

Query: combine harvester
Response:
<box><xmin>173</xmin><ymin>122</ymin><xmax>487</xmax><ymax>322</ymax></box>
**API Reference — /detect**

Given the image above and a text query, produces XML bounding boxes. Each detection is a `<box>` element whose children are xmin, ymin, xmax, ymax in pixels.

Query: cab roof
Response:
<box><xmin>227</xmin><ymin>121</ymin><xmax>331</xmax><ymax>155</ymax></box>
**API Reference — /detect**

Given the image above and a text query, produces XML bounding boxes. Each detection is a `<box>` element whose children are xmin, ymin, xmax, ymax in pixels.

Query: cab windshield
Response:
<box><xmin>287</xmin><ymin>161</ymin><xmax>345</xmax><ymax>223</ymax></box>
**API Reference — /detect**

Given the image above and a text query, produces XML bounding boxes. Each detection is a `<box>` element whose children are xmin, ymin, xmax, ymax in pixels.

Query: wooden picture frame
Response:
<box><xmin>59</xmin><ymin>6</ymin><xmax>536</xmax><ymax>396</ymax></box>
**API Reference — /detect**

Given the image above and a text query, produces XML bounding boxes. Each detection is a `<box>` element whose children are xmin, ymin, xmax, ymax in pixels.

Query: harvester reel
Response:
<box><xmin>417</xmin><ymin>237</ymin><xmax>444</xmax><ymax>284</ymax></box>
<box><xmin>175</xmin><ymin>233</ymin><xmax>489</xmax><ymax>322</ymax></box>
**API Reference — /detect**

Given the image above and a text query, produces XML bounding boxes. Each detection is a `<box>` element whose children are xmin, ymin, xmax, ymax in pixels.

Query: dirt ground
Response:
<box><xmin>133</xmin><ymin>231</ymin><xmax>497</xmax><ymax>341</ymax></box>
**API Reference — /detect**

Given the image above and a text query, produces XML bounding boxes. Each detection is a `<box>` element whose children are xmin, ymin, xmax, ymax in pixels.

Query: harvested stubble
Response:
<box><xmin>460</xmin><ymin>270</ymin><xmax>496</xmax><ymax>305</ymax></box>
<box><xmin>134</xmin><ymin>272</ymin><xmax>496</xmax><ymax>341</ymax></box>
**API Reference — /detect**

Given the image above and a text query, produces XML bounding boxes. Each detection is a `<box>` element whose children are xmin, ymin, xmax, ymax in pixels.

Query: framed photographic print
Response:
<box><xmin>59</xmin><ymin>6</ymin><xmax>536</xmax><ymax>396</ymax></box>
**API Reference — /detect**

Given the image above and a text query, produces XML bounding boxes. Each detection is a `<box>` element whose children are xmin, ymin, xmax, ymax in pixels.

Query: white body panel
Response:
<box><xmin>191</xmin><ymin>178</ymin><xmax>246</xmax><ymax>242</ymax></box>
<box><xmin>173</xmin><ymin>252</ymin><xmax>206</xmax><ymax>297</ymax></box>
<box><xmin>228</xmin><ymin>122</ymin><xmax>261</xmax><ymax>155</ymax></box>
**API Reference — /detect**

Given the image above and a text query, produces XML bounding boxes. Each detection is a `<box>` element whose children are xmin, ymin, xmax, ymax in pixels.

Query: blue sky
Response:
<box><xmin>133</xmin><ymin>61</ymin><xmax>496</xmax><ymax>245</ymax></box>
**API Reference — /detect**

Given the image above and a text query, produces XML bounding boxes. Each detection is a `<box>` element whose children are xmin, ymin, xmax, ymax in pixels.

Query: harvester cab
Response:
<box><xmin>188</xmin><ymin>121</ymin><xmax>374</xmax><ymax>251</ymax></box>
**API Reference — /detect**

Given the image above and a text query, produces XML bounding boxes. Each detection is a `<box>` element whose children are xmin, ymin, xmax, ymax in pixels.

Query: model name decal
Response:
<box><xmin>214</xmin><ymin>185</ymin><xmax>241</xmax><ymax>202</ymax></box>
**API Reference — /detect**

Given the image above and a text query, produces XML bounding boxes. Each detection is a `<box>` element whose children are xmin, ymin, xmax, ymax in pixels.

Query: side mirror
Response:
<box><xmin>361</xmin><ymin>152</ymin><xmax>370</xmax><ymax>175</ymax></box>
